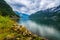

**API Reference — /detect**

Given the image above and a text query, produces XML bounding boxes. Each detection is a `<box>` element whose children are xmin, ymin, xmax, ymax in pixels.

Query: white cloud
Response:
<box><xmin>47</xmin><ymin>3</ymin><xmax>56</xmax><ymax>8</ymax></box>
<box><xmin>5</xmin><ymin>0</ymin><xmax>60</xmax><ymax>15</ymax></box>
<box><xmin>39</xmin><ymin>0</ymin><xmax>60</xmax><ymax>10</ymax></box>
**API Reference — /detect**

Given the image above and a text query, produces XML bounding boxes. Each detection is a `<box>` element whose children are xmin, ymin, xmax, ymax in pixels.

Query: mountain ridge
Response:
<box><xmin>29</xmin><ymin>5</ymin><xmax>60</xmax><ymax>26</ymax></box>
<box><xmin>0</xmin><ymin>0</ymin><xmax>19</xmax><ymax>17</ymax></box>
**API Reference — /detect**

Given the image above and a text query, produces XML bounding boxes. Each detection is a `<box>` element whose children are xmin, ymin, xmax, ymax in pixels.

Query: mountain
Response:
<box><xmin>29</xmin><ymin>5</ymin><xmax>60</xmax><ymax>26</ymax></box>
<box><xmin>0</xmin><ymin>0</ymin><xmax>19</xmax><ymax>17</ymax></box>
<box><xmin>15</xmin><ymin>11</ymin><xmax>29</xmax><ymax>18</ymax></box>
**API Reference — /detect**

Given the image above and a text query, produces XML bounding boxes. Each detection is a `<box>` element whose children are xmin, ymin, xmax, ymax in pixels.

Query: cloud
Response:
<box><xmin>5</xmin><ymin>0</ymin><xmax>60</xmax><ymax>15</ymax></box>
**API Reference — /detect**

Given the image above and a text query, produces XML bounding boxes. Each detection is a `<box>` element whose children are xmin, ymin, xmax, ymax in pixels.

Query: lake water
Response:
<box><xmin>18</xmin><ymin>17</ymin><xmax>60</xmax><ymax>40</ymax></box>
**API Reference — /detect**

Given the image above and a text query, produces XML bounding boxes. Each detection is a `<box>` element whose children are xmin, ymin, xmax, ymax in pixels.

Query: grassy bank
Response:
<box><xmin>0</xmin><ymin>16</ymin><xmax>47</xmax><ymax>40</ymax></box>
<box><xmin>0</xmin><ymin>16</ymin><xmax>15</xmax><ymax>40</ymax></box>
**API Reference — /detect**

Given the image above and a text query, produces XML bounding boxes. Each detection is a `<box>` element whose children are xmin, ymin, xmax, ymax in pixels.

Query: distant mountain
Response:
<box><xmin>15</xmin><ymin>11</ymin><xmax>29</xmax><ymax>18</ymax></box>
<box><xmin>0</xmin><ymin>0</ymin><xmax>19</xmax><ymax>17</ymax></box>
<box><xmin>29</xmin><ymin>5</ymin><xmax>60</xmax><ymax>26</ymax></box>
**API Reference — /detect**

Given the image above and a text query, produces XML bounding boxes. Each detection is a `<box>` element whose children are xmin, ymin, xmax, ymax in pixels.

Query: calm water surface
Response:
<box><xmin>18</xmin><ymin>18</ymin><xmax>60</xmax><ymax>40</ymax></box>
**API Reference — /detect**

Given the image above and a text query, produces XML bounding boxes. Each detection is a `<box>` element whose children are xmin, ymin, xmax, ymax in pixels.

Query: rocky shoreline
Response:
<box><xmin>4</xmin><ymin>24</ymin><xmax>47</xmax><ymax>40</ymax></box>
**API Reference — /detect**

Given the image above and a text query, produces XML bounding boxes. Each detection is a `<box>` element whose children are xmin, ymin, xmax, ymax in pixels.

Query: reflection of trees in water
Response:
<box><xmin>18</xmin><ymin>17</ymin><xmax>60</xmax><ymax>40</ymax></box>
<box><xmin>30</xmin><ymin>18</ymin><xmax>60</xmax><ymax>30</ymax></box>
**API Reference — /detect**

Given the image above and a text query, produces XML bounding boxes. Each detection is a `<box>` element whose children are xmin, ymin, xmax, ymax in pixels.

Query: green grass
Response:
<box><xmin>0</xmin><ymin>16</ymin><xmax>14</xmax><ymax>29</ymax></box>
<box><xmin>0</xmin><ymin>16</ymin><xmax>15</xmax><ymax>40</ymax></box>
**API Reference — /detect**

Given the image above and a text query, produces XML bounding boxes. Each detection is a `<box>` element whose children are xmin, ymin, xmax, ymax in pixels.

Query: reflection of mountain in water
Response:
<box><xmin>29</xmin><ymin>5</ymin><xmax>60</xmax><ymax>30</ymax></box>
<box><xmin>18</xmin><ymin>19</ymin><xmax>60</xmax><ymax>40</ymax></box>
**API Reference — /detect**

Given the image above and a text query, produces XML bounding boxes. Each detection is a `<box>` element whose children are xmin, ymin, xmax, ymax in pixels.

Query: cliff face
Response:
<box><xmin>0</xmin><ymin>0</ymin><xmax>19</xmax><ymax>17</ymax></box>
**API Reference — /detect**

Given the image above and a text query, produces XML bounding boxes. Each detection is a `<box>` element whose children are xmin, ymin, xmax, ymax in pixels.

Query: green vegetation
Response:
<box><xmin>0</xmin><ymin>16</ymin><xmax>15</xmax><ymax>40</ymax></box>
<box><xmin>0</xmin><ymin>0</ymin><xmax>19</xmax><ymax>17</ymax></box>
<box><xmin>0</xmin><ymin>16</ymin><xmax>14</xmax><ymax>28</ymax></box>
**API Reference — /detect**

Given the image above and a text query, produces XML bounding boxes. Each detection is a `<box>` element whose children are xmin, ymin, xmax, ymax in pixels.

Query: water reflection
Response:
<box><xmin>18</xmin><ymin>18</ymin><xmax>60</xmax><ymax>40</ymax></box>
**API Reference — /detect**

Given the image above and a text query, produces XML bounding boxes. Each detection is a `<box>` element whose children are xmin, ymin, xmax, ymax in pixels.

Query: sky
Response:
<box><xmin>5</xmin><ymin>0</ymin><xmax>60</xmax><ymax>15</ymax></box>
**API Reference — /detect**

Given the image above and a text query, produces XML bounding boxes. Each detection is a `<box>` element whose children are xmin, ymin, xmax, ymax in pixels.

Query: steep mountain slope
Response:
<box><xmin>0</xmin><ymin>0</ymin><xmax>19</xmax><ymax>17</ymax></box>
<box><xmin>29</xmin><ymin>5</ymin><xmax>60</xmax><ymax>26</ymax></box>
